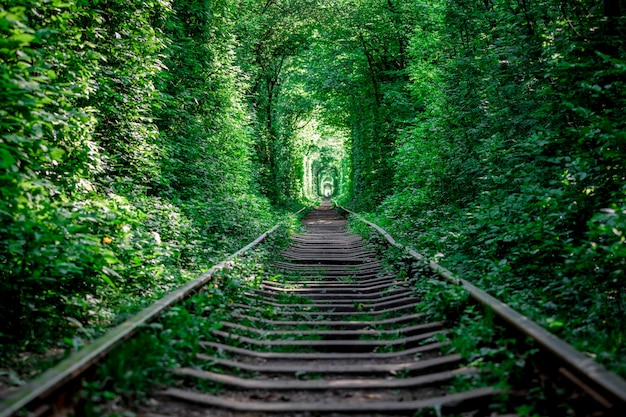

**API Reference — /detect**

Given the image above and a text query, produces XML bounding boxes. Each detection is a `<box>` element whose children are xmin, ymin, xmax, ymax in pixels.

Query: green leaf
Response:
<box><xmin>0</xmin><ymin>149</ymin><xmax>16</xmax><ymax>168</ymax></box>
<box><xmin>101</xmin><ymin>267</ymin><xmax>121</xmax><ymax>290</ymax></box>
<box><xmin>100</xmin><ymin>273</ymin><xmax>117</xmax><ymax>290</ymax></box>
<box><xmin>10</xmin><ymin>33</ymin><xmax>36</xmax><ymax>45</ymax></box>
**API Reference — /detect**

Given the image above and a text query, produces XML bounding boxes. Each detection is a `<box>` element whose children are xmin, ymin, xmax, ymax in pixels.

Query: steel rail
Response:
<box><xmin>0</xmin><ymin>207</ymin><xmax>307</xmax><ymax>417</ymax></box>
<box><xmin>338</xmin><ymin>204</ymin><xmax>626</xmax><ymax>410</ymax></box>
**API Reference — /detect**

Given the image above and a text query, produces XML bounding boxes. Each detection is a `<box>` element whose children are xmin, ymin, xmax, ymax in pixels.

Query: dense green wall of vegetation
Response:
<box><xmin>0</xmin><ymin>0</ymin><xmax>282</xmax><ymax>368</ymax></box>
<box><xmin>2</xmin><ymin>0</ymin><xmax>625</xmax><ymax>382</ymax></box>
<box><xmin>314</xmin><ymin>0</ymin><xmax>626</xmax><ymax>376</ymax></box>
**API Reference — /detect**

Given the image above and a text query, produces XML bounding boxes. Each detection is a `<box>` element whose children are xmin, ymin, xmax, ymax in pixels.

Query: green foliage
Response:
<box><xmin>297</xmin><ymin>0</ymin><xmax>418</xmax><ymax>210</ymax></box>
<box><xmin>355</xmin><ymin>0</ymin><xmax>626</xmax><ymax>377</ymax></box>
<box><xmin>233</xmin><ymin>0</ymin><xmax>323</xmax><ymax>203</ymax></box>
<box><xmin>0</xmin><ymin>0</ymin><xmax>282</xmax><ymax>384</ymax></box>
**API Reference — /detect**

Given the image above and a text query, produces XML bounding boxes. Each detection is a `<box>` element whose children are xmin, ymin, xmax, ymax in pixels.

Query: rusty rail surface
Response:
<box><xmin>0</xmin><ymin>207</ymin><xmax>307</xmax><ymax>417</ymax></box>
<box><xmin>338</xmin><ymin>204</ymin><xmax>626</xmax><ymax>411</ymax></box>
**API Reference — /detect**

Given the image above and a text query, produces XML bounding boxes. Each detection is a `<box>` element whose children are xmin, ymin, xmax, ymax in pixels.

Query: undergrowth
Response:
<box><xmin>77</xmin><ymin>219</ymin><xmax>297</xmax><ymax>416</ymax></box>
<box><xmin>347</xmin><ymin>215</ymin><xmax>558</xmax><ymax>416</ymax></box>
<box><xmin>347</xmin><ymin>205</ymin><xmax>626</xmax><ymax>381</ymax></box>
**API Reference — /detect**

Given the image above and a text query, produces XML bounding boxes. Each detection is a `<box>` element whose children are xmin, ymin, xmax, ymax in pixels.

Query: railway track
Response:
<box><xmin>151</xmin><ymin>201</ymin><xmax>495</xmax><ymax>416</ymax></box>
<box><xmin>2</xmin><ymin>200</ymin><xmax>626</xmax><ymax>416</ymax></box>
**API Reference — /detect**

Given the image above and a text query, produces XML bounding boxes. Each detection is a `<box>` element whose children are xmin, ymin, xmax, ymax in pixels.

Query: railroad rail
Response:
<box><xmin>2</xmin><ymin>200</ymin><xmax>626</xmax><ymax>416</ymax></box>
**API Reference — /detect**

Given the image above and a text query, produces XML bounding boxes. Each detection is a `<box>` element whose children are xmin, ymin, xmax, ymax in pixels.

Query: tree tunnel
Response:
<box><xmin>315</xmin><ymin>166</ymin><xmax>339</xmax><ymax>197</ymax></box>
<box><xmin>298</xmin><ymin>122</ymin><xmax>349</xmax><ymax>201</ymax></box>
<box><xmin>308</xmin><ymin>152</ymin><xmax>343</xmax><ymax>199</ymax></box>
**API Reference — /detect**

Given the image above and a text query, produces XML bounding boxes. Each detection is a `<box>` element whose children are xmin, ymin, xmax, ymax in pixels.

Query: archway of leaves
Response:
<box><xmin>297</xmin><ymin>122</ymin><xmax>348</xmax><ymax>201</ymax></box>
<box><xmin>314</xmin><ymin>165</ymin><xmax>338</xmax><ymax>197</ymax></box>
